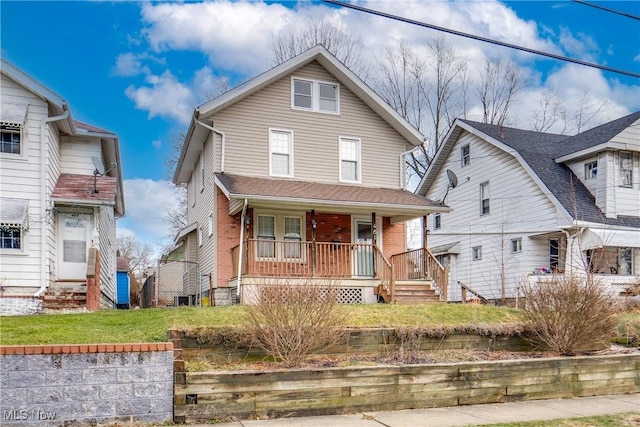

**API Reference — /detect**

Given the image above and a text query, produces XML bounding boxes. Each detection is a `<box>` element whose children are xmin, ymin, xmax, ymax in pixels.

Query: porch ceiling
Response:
<box><xmin>215</xmin><ymin>173</ymin><xmax>450</xmax><ymax>218</ymax></box>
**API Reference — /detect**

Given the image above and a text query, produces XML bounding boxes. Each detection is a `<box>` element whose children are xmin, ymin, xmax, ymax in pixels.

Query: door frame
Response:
<box><xmin>57</xmin><ymin>210</ymin><xmax>93</xmax><ymax>281</ymax></box>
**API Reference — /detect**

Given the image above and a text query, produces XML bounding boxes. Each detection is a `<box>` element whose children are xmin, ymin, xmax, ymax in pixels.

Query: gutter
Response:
<box><xmin>236</xmin><ymin>199</ymin><xmax>248</xmax><ymax>303</ymax></box>
<box><xmin>195</xmin><ymin>119</ymin><xmax>226</xmax><ymax>173</ymax></box>
<box><xmin>35</xmin><ymin>108</ymin><xmax>70</xmax><ymax>299</ymax></box>
<box><xmin>399</xmin><ymin>147</ymin><xmax>416</xmax><ymax>190</ymax></box>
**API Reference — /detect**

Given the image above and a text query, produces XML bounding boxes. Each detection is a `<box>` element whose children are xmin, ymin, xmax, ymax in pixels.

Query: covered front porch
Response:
<box><xmin>216</xmin><ymin>173</ymin><xmax>450</xmax><ymax>304</ymax></box>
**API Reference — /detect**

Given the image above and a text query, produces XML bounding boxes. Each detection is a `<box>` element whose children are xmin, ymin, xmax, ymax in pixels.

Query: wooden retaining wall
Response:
<box><xmin>174</xmin><ymin>353</ymin><xmax>640</xmax><ymax>423</ymax></box>
<box><xmin>174</xmin><ymin>328</ymin><xmax>532</xmax><ymax>364</ymax></box>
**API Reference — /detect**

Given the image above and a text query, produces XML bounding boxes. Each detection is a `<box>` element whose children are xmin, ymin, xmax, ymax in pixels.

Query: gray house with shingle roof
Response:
<box><xmin>172</xmin><ymin>46</ymin><xmax>450</xmax><ymax>305</ymax></box>
<box><xmin>417</xmin><ymin>112</ymin><xmax>640</xmax><ymax>303</ymax></box>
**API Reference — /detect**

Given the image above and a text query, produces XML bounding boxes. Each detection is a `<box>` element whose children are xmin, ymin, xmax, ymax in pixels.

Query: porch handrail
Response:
<box><xmin>458</xmin><ymin>281</ymin><xmax>489</xmax><ymax>304</ymax></box>
<box><xmin>373</xmin><ymin>244</ymin><xmax>394</xmax><ymax>301</ymax></box>
<box><xmin>390</xmin><ymin>248</ymin><xmax>448</xmax><ymax>302</ymax></box>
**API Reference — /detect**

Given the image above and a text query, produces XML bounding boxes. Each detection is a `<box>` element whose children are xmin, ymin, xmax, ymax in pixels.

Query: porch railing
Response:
<box><xmin>231</xmin><ymin>240</ymin><xmax>391</xmax><ymax>280</ymax></box>
<box><xmin>390</xmin><ymin>248</ymin><xmax>448</xmax><ymax>301</ymax></box>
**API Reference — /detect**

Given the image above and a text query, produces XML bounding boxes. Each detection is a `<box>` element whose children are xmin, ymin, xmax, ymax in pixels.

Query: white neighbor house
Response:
<box><xmin>417</xmin><ymin>112</ymin><xmax>640</xmax><ymax>303</ymax></box>
<box><xmin>0</xmin><ymin>59</ymin><xmax>125</xmax><ymax>314</ymax></box>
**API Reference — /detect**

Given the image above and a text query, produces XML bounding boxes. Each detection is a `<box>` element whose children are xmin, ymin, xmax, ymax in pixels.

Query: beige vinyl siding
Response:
<box><xmin>60</xmin><ymin>136</ymin><xmax>102</xmax><ymax>175</ymax></box>
<box><xmin>425</xmin><ymin>131</ymin><xmax>563</xmax><ymax>301</ymax></box>
<box><xmin>210</xmin><ymin>61</ymin><xmax>410</xmax><ymax>189</ymax></box>
<box><xmin>0</xmin><ymin>75</ymin><xmax>48</xmax><ymax>292</ymax></box>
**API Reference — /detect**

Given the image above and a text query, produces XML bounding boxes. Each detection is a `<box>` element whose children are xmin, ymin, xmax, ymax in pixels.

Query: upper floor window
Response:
<box><xmin>511</xmin><ymin>238</ymin><xmax>522</xmax><ymax>253</ymax></box>
<box><xmin>461</xmin><ymin>144</ymin><xmax>470</xmax><ymax>167</ymax></box>
<box><xmin>584</xmin><ymin>160</ymin><xmax>597</xmax><ymax>180</ymax></box>
<box><xmin>472</xmin><ymin>246</ymin><xmax>482</xmax><ymax>260</ymax></box>
<box><xmin>433</xmin><ymin>213</ymin><xmax>441</xmax><ymax>230</ymax></box>
<box><xmin>269</xmin><ymin>129</ymin><xmax>294</xmax><ymax>177</ymax></box>
<box><xmin>0</xmin><ymin>124</ymin><xmax>21</xmax><ymax>155</ymax></box>
<box><xmin>292</xmin><ymin>78</ymin><xmax>339</xmax><ymax>114</ymax></box>
<box><xmin>339</xmin><ymin>137</ymin><xmax>361</xmax><ymax>183</ymax></box>
<box><xmin>480</xmin><ymin>181</ymin><xmax>490</xmax><ymax>216</ymax></box>
<box><xmin>620</xmin><ymin>152</ymin><xmax>633</xmax><ymax>188</ymax></box>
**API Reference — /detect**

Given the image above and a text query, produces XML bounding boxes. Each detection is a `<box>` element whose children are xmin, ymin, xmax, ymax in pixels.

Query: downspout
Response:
<box><xmin>35</xmin><ymin>108</ymin><xmax>70</xmax><ymax>298</ymax></box>
<box><xmin>236</xmin><ymin>199</ymin><xmax>248</xmax><ymax>304</ymax></box>
<box><xmin>195</xmin><ymin>119</ymin><xmax>226</xmax><ymax>173</ymax></box>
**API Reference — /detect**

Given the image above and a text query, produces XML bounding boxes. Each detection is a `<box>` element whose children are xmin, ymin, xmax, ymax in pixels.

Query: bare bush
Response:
<box><xmin>244</xmin><ymin>279</ymin><xmax>347</xmax><ymax>367</ymax></box>
<box><xmin>520</xmin><ymin>275</ymin><xmax>618</xmax><ymax>354</ymax></box>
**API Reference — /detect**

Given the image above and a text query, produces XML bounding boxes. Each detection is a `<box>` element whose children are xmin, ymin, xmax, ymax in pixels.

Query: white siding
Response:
<box><xmin>614</xmin><ymin>151</ymin><xmax>640</xmax><ymax>218</ymax></box>
<box><xmin>60</xmin><ymin>136</ymin><xmax>102</xmax><ymax>175</ymax></box>
<box><xmin>97</xmin><ymin>205</ymin><xmax>117</xmax><ymax>305</ymax></box>
<box><xmin>209</xmin><ymin>61</ymin><xmax>410</xmax><ymax>189</ymax></box>
<box><xmin>426</xmin><ymin>131</ymin><xmax>564</xmax><ymax>301</ymax></box>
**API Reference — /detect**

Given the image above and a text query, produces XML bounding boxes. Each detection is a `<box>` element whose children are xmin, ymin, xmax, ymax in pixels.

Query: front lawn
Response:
<box><xmin>0</xmin><ymin>304</ymin><xmax>520</xmax><ymax>345</ymax></box>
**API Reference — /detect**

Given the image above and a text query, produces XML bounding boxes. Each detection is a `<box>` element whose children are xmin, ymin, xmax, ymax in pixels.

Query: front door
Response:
<box><xmin>58</xmin><ymin>213</ymin><xmax>92</xmax><ymax>280</ymax></box>
<box><xmin>354</xmin><ymin>220</ymin><xmax>374</xmax><ymax>277</ymax></box>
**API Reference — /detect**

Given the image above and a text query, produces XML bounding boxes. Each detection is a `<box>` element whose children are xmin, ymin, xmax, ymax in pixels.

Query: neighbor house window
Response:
<box><xmin>292</xmin><ymin>78</ymin><xmax>339</xmax><ymax>114</ymax></box>
<box><xmin>480</xmin><ymin>181</ymin><xmax>490</xmax><ymax>215</ymax></box>
<box><xmin>0</xmin><ymin>124</ymin><xmax>21</xmax><ymax>155</ymax></box>
<box><xmin>269</xmin><ymin>129</ymin><xmax>293</xmax><ymax>177</ymax></box>
<box><xmin>434</xmin><ymin>213</ymin><xmax>441</xmax><ymax>230</ymax></box>
<box><xmin>472</xmin><ymin>246</ymin><xmax>482</xmax><ymax>260</ymax></box>
<box><xmin>461</xmin><ymin>144</ymin><xmax>470</xmax><ymax>167</ymax></box>
<box><xmin>511</xmin><ymin>238</ymin><xmax>522</xmax><ymax>253</ymax></box>
<box><xmin>585</xmin><ymin>161</ymin><xmax>597</xmax><ymax>180</ymax></box>
<box><xmin>620</xmin><ymin>152</ymin><xmax>633</xmax><ymax>187</ymax></box>
<box><xmin>339</xmin><ymin>137</ymin><xmax>361</xmax><ymax>183</ymax></box>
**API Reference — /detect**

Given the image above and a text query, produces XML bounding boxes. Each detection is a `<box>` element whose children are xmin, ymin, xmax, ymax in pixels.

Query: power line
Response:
<box><xmin>572</xmin><ymin>0</ymin><xmax>640</xmax><ymax>21</ymax></box>
<box><xmin>322</xmin><ymin>0</ymin><xmax>640</xmax><ymax>79</ymax></box>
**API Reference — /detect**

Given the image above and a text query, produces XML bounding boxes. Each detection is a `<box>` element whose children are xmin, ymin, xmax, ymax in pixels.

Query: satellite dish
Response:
<box><xmin>91</xmin><ymin>156</ymin><xmax>106</xmax><ymax>175</ymax></box>
<box><xmin>446</xmin><ymin>169</ymin><xmax>458</xmax><ymax>188</ymax></box>
<box><xmin>441</xmin><ymin>169</ymin><xmax>459</xmax><ymax>204</ymax></box>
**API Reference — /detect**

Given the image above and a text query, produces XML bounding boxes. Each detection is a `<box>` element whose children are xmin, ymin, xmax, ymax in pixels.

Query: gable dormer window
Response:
<box><xmin>620</xmin><ymin>152</ymin><xmax>633</xmax><ymax>188</ymax></box>
<box><xmin>584</xmin><ymin>161</ymin><xmax>597</xmax><ymax>180</ymax></box>
<box><xmin>292</xmin><ymin>78</ymin><xmax>339</xmax><ymax>114</ymax></box>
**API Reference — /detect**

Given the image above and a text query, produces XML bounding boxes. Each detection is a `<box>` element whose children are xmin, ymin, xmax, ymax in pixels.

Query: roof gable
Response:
<box><xmin>174</xmin><ymin>45</ymin><xmax>425</xmax><ymax>183</ymax></box>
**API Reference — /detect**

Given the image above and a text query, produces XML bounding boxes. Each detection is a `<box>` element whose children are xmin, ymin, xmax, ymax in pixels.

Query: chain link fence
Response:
<box><xmin>140</xmin><ymin>260</ymin><xmax>208</xmax><ymax>308</ymax></box>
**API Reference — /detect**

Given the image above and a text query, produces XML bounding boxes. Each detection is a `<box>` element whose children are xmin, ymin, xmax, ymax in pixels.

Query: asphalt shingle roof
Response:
<box><xmin>459</xmin><ymin>114</ymin><xmax>640</xmax><ymax>228</ymax></box>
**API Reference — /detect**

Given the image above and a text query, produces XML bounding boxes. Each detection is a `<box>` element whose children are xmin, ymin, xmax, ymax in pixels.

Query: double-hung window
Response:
<box><xmin>620</xmin><ymin>152</ymin><xmax>633</xmax><ymax>188</ymax></box>
<box><xmin>1</xmin><ymin>198</ymin><xmax>28</xmax><ymax>252</ymax></box>
<box><xmin>339</xmin><ymin>137</ymin><xmax>361</xmax><ymax>183</ymax></box>
<box><xmin>283</xmin><ymin>217</ymin><xmax>302</xmax><ymax>259</ymax></box>
<box><xmin>257</xmin><ymin>215</ymin><xmax>276</xmax><ymax>258</ymax></box>
<box><xmin>1</xmin><ymin>103</ymin><xmax>27</xmax><ymax>157</ymax></box>
<box><xmin>269</xmin><ymin>129</ymin><xmax>293</xmax><ymax>177</ymax></box>
<box><xmin>480</xmin><ymin>181</ymin><xmax>490</xmax><ymax>216</ymax></box>
<box><xmin>584</xmin><ymin>160</ymin><xmax>597</xmax><ymax>180</ymax></box>
<box><xmin>1</xmin><ymin>124</ymin><xmax>21</xmax><ymax>155</ymax></box>
<box><xmin>461</xmin><ymin>144</ymin><xmax>470</xmax><ymax>167</ymax></box>
<box><xmin>292</xmin><ymin>78</ymin><xmax>339</xmax><ymax>114</ymax></box>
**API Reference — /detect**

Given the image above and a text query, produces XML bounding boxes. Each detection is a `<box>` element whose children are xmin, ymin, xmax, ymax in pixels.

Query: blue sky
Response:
<box><xmin>2</xmin><ymin>0</ymin><xmax>639</xmax><ymax>252</ymax></box>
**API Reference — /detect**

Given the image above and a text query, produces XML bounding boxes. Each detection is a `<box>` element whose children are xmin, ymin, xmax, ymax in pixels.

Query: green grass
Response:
<box><xmin>477</xmin><ymin>412</ymin><xmax>640</xmax><ymax>426</ymax></box>
<box><xmin>0</xmin><ymin>304</ymin><xmax>522</xmax><ymax>345</ymax></box>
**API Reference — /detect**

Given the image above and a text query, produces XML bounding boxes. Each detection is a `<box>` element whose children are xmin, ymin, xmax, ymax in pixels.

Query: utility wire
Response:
<box><xmin>572</xmin><ymin>0</ymin><xmax>640</xmax><ymax>21</ymax></box>
<box><xmin>322</xmin><ymin>0</ymin><xmax>640</xmax><ymax>79</ymax></box>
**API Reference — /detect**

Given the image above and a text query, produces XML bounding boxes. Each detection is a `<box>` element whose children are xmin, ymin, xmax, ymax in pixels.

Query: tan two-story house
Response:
<box><xmin>172</xmin><ymin>46</ymin><xmax>450</xmax><ymax>305</ymax></box>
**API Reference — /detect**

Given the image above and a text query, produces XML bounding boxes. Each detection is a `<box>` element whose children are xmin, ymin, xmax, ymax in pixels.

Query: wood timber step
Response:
<box><xmin>377</xmin><ymin>281</ymin><xmax>442</xmax><ymax>304</ymax></box>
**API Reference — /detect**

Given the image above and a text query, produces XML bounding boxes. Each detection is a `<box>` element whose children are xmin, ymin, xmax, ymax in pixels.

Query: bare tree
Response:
<box><xmin>570</xmin><ymin>91</ymin><xmax>609</xmax><ymax>134</ymax></box>
<box><xmin>117</xmin><ymin>235</ymin><xmax>154</xmax><ymax>280</ymax></box>
<box><xmin>272</xmin><ymin>19</ymin><xmax>369</xmax><ymax>78</ymax></box>
<box><xmin>477</xmin><ymin>57</ymin><xmax>524</xmax><ymax>126</ymax></box>
<box><xmin>531</xmin><ymin>88</ymin><xmax>567</xmax><ymax>133</ymax></box>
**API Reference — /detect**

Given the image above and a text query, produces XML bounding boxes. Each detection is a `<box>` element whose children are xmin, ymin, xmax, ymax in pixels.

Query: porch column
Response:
<box><xmin>311</xmin><ymin>210</ymin><xmax>317</xmax><ymax>276</ymax></box>
<box><xmin>371</xmin><ymin>212</ymin><xmax>377</xmax><ymax>246</ymax></box>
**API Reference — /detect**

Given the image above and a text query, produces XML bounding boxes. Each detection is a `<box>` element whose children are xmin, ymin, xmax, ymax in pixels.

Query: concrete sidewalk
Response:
<box><xmin>205</xmin><ymin>394</ymin><xmax>639</xmax><ymax>427</ymax></box>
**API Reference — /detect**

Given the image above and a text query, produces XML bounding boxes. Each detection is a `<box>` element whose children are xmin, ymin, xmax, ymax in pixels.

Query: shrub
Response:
<box><xmin>243</xmin><ymin>279</ymin><xmax>347</xmax><ymax>367</ymax></box>
<box><xmin>520</xmin><ymin>274</ymin><xmax>618</xmax><ymax>354</ymax></box>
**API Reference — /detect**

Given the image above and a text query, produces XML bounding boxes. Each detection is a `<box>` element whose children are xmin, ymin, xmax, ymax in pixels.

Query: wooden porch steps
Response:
<box><xmin>42</xmin><ymin>281</ymin><xmax>87</xmax><ymax>312</ymax></box>
<box><xmin>377</xmin><ymin>280</ymin><xmax>442</xmax><ymax>304</ymax></box>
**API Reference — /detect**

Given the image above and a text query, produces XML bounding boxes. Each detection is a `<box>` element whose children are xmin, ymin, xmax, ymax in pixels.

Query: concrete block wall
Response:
<box><xmin>0</xmin><ymin>343</ymin><xmax>174</xmax><ymax>426</ymax></box>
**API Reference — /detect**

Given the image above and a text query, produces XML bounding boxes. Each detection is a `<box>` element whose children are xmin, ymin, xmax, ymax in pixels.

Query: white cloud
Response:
<box><xmin>112</xmin><ymin>53</ymin><xmax>150</xmax><ymax>77</ymax></box>
<box><xmin>119</xmin><ymin>178</ymin><xmax>181</xmax><ymax>247</ymax></box>
<box><xmin>151</xmin><ymin>139</ymin><xmax>162</xmax><ymax>149</ymax></box>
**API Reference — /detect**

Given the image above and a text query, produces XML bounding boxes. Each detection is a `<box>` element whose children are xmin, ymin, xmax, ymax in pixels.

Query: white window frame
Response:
<box><xmin>472</xmin><ymin>246</ymin><xmax>482</xmax><ymax>261</ymax></box>
<box><xmin>0</xmin><ymin>124</ymin><xmax>23</xmax><ymax>157</ymax></box>
<box><xmin>511</xmin><ymin>237</ymin><xmax>522</xmax><ymax>253</ymax></box>
<box><xmin>200</xmin><ymin>154</ymin><xmax>205</xmax><ymax>192</ymax></box>
<box><xmin>191</xmin><ymin>176</ymin><xmax>196</xmax><ymax>207</ymax></box>
<box><xmin>461</xmin><ymin>144</ymin><xmax>470</xmax><ymax>167</ymax></box>
<box><xmin>291</xmin><ymin>77</ymin><xmax>340</xmax><ymax>114</ymax></box>
<box><xmin>269</xmin><ymin>128</ymin><xmax>294</xmax><ymax>178</ymax></box>
<box><xmin>584</xmin><ymin>160</ymin><xmax>597</xmax><ymax>180</ymax></box>
<box><xmin>254</xmin><ymin>210</ymin><xmax>306</xmax><ymax>260</ymax></box>
<box><xmin>433</xmin><ymin>213</ymin><xmax>441</xmax><ymax>230</ymax></box>
<box><xmin>339</xmin><ymin>136</ymin><xmax>361</xmax><ymax>183</ymax></box>
<box><xmin>480</xmin><ymin>181</ymin><xmax>490</xmax><ymax>216</ymax></box>
<box><xmin>619</xmin><ymin>151</ymin><xmax>633</xmax><ymax>188</ymax></box>
<box><xmin>0</xmin><ymin>224</ymin><xmax>25</xmax><ymax>253</ymax></box>
<box><xmin>198</xmin><ymin>226</ymin><xmax>203</xmax><ymax>247</ymax></box>
<box><xmin>208</xmin><ymin>211</ymin><xmax>213</xmax><ymax>237</ymax></box>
